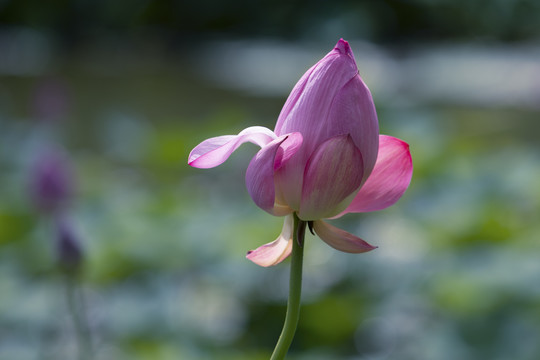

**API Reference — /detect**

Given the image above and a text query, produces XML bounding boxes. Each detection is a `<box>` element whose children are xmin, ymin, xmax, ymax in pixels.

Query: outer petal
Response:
<box><xmin>298</xmin><ymin>134</ymin><xmax>363</xmax><ymax>220</ymax></box>
<box><xmin>188</xmin><ymin>126</ymin><xmax>276</xmax><ymax>168</ymax></box>
<box><xmin>313</xmin><ymin>220</ymin><xmax>377</xmax><ymax>253</ymax></box>
<box><xmin>246</xmin><ymin>133</ymin><xmax>302</xmax><ymax>216</ymax></box>
<box><xmin>246</xmin><ymin>215</ymin><xmax>294</xmax><ymax>267</ymax></box>
<box><xmin>337</xmin><ymin>135</ymin><xmax>412</xmax><ymax>215</ymax></box>
<box><xmin>272</xmin><ymin>40</ymin><xmax>360</xmax><ymax>209</ymax></box>
<box><xmin>327</xmin><ymin>75</ymin><xmax>379</xmax><ymax>183</ymax></box>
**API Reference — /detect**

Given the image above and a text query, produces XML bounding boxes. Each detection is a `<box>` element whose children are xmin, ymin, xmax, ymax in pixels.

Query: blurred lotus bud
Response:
<box><xmin>30</xmin><ymin>147</ymin><xmax>73</xmax><ymax>214</ymax></box>
<box><xmin>56</xmin><ymin>218</ymin><xmax>83</xmax><ymax>272</ymax></box>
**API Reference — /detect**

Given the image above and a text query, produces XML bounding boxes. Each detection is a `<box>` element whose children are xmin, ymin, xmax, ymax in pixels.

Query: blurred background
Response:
<box><xmin>1</xmin><ymin>0</ymin><xmax>540</xmax><ymax>359</ymax></box>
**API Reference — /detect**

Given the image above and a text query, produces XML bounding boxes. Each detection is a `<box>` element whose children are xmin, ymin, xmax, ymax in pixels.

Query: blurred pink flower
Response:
<box><xmin>30</xmin><ymin>146</ymin><xmax>73</xmax><ymax>214</ymax></box>
<box><xmin>189</xmin><ymin>39</ymin><xmax>412</xmax><ymax>266</ymax></box>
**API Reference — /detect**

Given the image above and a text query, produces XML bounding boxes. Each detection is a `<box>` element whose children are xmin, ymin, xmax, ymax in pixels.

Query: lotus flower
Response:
<box><xmin>188</xmin><ymin>39</ymin><xmax>412</xmax><ymax>266</ymax></box>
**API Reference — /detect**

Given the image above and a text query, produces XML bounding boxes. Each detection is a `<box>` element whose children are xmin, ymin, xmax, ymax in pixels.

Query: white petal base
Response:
<box><xmin>246</xmin><ymin>215</ymin><xmax>294</xmax><ymax>267</ymax></box>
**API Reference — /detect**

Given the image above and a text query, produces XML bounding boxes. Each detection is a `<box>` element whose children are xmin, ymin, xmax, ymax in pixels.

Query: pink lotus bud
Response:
<box><xmin>272</xmin><ymin>39</ymin><xmax>379</xmax><ymax>219</ymax></box>
<box><xmin>188</xmin><ymin>39</ymin><xmax>413</xmax><ymax>266</ymax></box>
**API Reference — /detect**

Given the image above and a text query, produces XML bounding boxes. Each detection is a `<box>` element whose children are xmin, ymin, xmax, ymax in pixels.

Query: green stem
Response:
<box><xmin>65</xmin><ymin>277</ymin><xmax>92</xmax><ymax>360</ymax></box>
<box><xmin>270</xmin><ymin>213</ymin><xmax>306</xmax><ymax>360</ymax></box>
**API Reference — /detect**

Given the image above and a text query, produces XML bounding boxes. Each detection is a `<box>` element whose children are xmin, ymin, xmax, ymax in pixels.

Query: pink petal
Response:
<box><xmin>327</xmin><ymin>75</ymin><xmax>379</xmax><ymax>182</ymax></box>
<box><xmin>274</xmin><ymin>40</ymin><xmax>359</xmax><ymax>138</ymax></box>
<box><xmin>246</xmin><ymin>133</ymin><xmax>302</xmax><ymax>216</ymax></box>
<box><xmin>273</xmin><ymin>132</ymin><xmax>303</xmax><ymax>171</ymax></box>
<box><xmin>313</xmin><ymin>220</ymin><xmax>377</xmax><ymax>253</ymax></box>
<box><xmin>188</xmin><ymin>126</ymin><xmax>276</xmax><ymax>168</ymax></box>
<box><xmin>337</xmin><ymin>135</ymin><xmax>413</xmax><ymax>215</ymax></box>
<box><xmin>246</xmin><ymin>215</ymin><xmax>294</xmax><ymax>267</ymax></box>
<box><xmin>298</xmin><ymin>135</ymin><xmax>364</xmax><ymax>220</ymax></box>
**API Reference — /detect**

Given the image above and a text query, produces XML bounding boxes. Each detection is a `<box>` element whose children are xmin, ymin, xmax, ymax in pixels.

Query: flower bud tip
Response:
<box><xmin>335</xmin><ymin>38</ymin><xmax>351</xmax><ymax>54</ymax></box>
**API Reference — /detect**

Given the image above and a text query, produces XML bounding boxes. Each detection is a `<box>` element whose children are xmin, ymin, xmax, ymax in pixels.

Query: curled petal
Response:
<box><xmin>246</xmin><ymin>136</ymin><xmax>287</xmax><ymax>214</ymax></box>
<box><xmin>188</xmin><ymin>126</ymin><xmax>276</xmax><ymax>168</ymax></box>
<box><xmin>273</xmin><ymin>132</ymin><xmax>303</xmax><ymax>171</ymax></box>
<box><xmin>246</xmin><ymin>133</ymin><xmax>302</xmax><ymax>215</ymax></box>
<box><xmin>298</xmin><ymin>134</ymin><xmax>363</xmax><ymax>220</ymax></box>
<box><xmin>337</xmin><ymin>135</ymin><xmax>412</xmax><ymax>215</ymax></box>
<box><xmin>246</xmin><ymin>215</ymin><xmax>294</xmax><ymax>267</ymax></box>
<box><xmin>313</xmin><ymin>220</ymin><xmax>377</xmax><ymax>253</ymax></box>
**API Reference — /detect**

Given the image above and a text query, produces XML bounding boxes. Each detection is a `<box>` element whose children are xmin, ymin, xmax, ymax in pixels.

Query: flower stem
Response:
<box><xmin>270</xmin><ymin>213</ymin><xmax>306</xmax><ymax>360</ymax></box>
<box><xmin>65</xmin><ymin>276</ymin><xmax>92</xmax><ymax>360</ymax></box>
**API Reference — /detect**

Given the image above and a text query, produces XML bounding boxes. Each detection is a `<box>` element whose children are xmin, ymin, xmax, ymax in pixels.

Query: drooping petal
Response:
<box><xmin>246</xmin><ymin>214</ymin><xmax>294</xmax><ymax>267</ymax></box>
<box><xmin>298</xmin><ymin>134</ymin><xmax>363</xmax><ymax>220</ymax></box>
<box><xmin>246</xmin><ymin>133</ymin><xmax>302</xmax><ymax>215</ymax></box>
<box><xmin>336</xmin><ymin>135</ymin><xmax>412</xmax><ymax>216</ymax></box>
<box><xmin>188</xmin><ymin>126</ymin><xmax>276</xmax><ymax>168</ymax></box>
<box><xmin>313</xmin><ymin>220</ymin><xmax>377</xmax><ymax>253</ymax></box>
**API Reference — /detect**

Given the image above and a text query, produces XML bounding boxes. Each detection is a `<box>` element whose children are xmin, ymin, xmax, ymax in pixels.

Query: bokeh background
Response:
<box><xmin>1</xmin><ymin>1</ymin><xmax>540</xmax><ymax>359</ymax></box>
